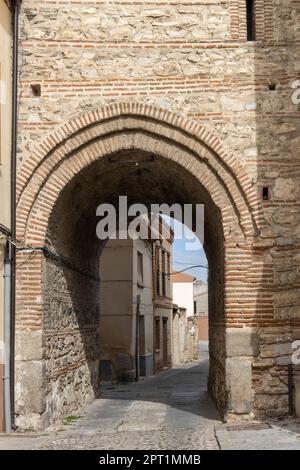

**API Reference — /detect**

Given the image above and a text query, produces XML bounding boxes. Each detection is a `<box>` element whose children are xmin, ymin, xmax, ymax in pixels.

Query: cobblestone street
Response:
<box><xmin>38</xmin><ymin>354</ymin><xmax>220</xmax><ymax>450</ymax></box>
<box><xmin>0</xmin><ymin>353</ymin><xmax>220</xmax><ymax>450</ymax></box>
<box><xmin>1</xmin><ymin>352</ymin><xmax>300</xmax><ymax>450</ymax></box>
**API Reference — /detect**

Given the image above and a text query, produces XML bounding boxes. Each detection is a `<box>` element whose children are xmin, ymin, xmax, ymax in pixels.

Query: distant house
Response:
<box><xmin>172</xmin><ymin>304</ymin><xmax>198</xmax><ymax>365</ymax></box>
<box><xmin>152</xmin><ymin>221</ymin><xmax>174</xmax><ymax>373</ymax></box>
<box><xmin>172</xmin><ymin>271</ymin><xmax>199</xmax><ymax>363</ymax></box>
<box><xmin>194</xmin><ymin>280</ymin><xmax>208</xmax><ymax>341</ymax></box>
<box><xmin>99</xmin><ymin>218</ymin><xmax>173</xmax><ymax>382</ymax></box>
<box><xmin>172</xmin><ymin>272</ymin><xmax>195</xmax><ymax>317</ymax></box>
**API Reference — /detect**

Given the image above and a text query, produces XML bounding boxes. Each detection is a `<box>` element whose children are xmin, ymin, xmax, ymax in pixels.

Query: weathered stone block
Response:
<box><xmin>226</xmin><ymin>328</ymin><xmax>259</xmax><ymax>358</ymax></box>
<box><xmin>273</xmin><ymin>177</ymin><xmax>300</xmax><ymax>201</ymax></box>
<box><xmin>15</xmin><ymin>360</ymin><xmax>46</xmax><ymax>416</ymax></box>
<box><xmin>226</xmin><ymin>358</ymin><xmax>253</xmax><ymax>414</ymax></box>
<box><xmin>260</xmin><ymin>342</ymin><xmax>292</xmax><ymax>359</ymax></box>
<box><xmin>15</xmin><ymin>330</ymin><xmax>43</xmax><ymax>361</ymax></box>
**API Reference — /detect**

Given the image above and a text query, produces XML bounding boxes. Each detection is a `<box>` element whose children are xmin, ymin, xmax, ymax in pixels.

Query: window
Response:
<box><xmin>156</xmin><ymin>247</ymin><xmax>160</xmax><ymax>295</ymax></box>
<box><xmin>162</xmin><ymin>318</ymin><xmax>168</xmax><ymax>365</ymax></box>
<box><xmin>137</xmin><ymin>251</ymin><xmax>143</xmax><ymax>286</ymax></box>
<box><xmin>31</xmin><ymin>84</ymin><xmax>41</xmax><ymax>96</ymax></box>
<box><xmin>262</xmin><ymin>186</ymin><xmax>270</xmax><ymax>201</ymax></box>
<box><xmin>167</xmin><ymin>252</ymin><xmax>171</xmax><ymax>297</ymax></box>
<box><xmin>162</xmin><ymin>250</ymin><xmax>166</xmax><ymax>297</ymax></box>
<box><xmin>155</xmin><ymin>317</ymin><xmax>160</xmax><ymax>351</ymax></box>
<box><xmin>246</xmin><ymin>0</ymin><xmax>256</xmax><ymax>41</ymax></box>
<box><xmin>139</xmin><ymin>315</ymin><xmax>145</xmax><ymax>356</ymax></box>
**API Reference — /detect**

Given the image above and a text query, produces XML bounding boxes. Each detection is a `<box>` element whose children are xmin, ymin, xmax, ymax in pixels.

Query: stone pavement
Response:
<box><xmin>1</xmin><ymin>353</ymin><xmax>300</xmax><ymax>450</ymax></box>
<box><xmin>215</xmin><ymin>422</ymin><xmax>300</xmax><ymax>450</ymax></box>
<box><xmin>0</xmin><ymin>356</ymin><xmax>220</xmax><ymax>450</ymax></box>
<box><xmin>36</xmin><ymin>358</ymin><xmax>220</xmax><ymax>450</ymax></box>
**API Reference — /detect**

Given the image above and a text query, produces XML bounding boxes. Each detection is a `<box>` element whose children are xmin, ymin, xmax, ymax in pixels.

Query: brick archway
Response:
<box><xmin>15</xmin><ymin>103</ymin><xmax>271</xmax><ymax>429</ymax></box>
<box><xmin>17</xmin><ymin>102</ymin><xmax>265</xmax><ymax>243</ymax></box>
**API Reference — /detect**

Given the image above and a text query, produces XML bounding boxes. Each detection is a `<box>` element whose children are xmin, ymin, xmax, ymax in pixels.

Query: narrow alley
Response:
<box><xmin>1</xmin><ymin>353</ymin><xmax>220</xmax><ymax>450</ymax></box>
<box><xmin>1</xmin><ymin>351</ymin><xmax>300</xmax><ymax>450</ymax></box>
<box><xmin>46</xmin><ymin>363</ymin><xmax>219</xmax><ymax>449</ymax></box>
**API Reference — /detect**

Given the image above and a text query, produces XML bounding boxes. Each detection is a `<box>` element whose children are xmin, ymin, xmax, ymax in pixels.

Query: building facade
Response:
<box><xmin>172</xmin><ymin>304</ymin><xmax>199</xmax><ymax>364</ymax></box>
<box><xmin>99</xmin><ymin>219</ymin><xmax>173</xmax><ymax>382</ymax></box>
<box><xmin>10</xmin><ymin>1</ymin><xmax>300</xmax><ymax>429</ymax></box>
<box><xmin>0</xmin><ymin>0</ymin><xmax>12</xmax><ymax>433</ymax></box>
<box><xmin>194</xmin><ymin>280</ymin><xmax>209</xmax><ymax>341</ymax></box>
<box><xmin>100</xmin><ymin>236</ymin><xmax>155</xmax><ymax>382</ymax></box>
<box><xmin>172</xmin><ymin>272</ymin><xmax>195</xmax><ymax>317</ymax></box>
<box><xmin>152</xmin><ymin>222</ymin><xmax>174</xmax><ymax>373</ymax></box>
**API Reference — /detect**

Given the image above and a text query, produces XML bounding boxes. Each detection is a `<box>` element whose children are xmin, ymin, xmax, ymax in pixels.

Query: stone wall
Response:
<box><xmin>15</xmin><ymin>256</ymin><xmax>100</xmax><ymax>430</ymax></box>
<box><xmin>14</xmin><ymin>0</ymin><xmax>300</xmax><ymax>426</ymax></box>
<box><xmin>172</xmin><ymin>309</ymin><xmax>199</xmax><ymax>364</ymax></box>
<box><xmin>43</xmin><ymin>258</ymin><xmax>100</xmax><ymax>427</ymax></box>
<box><xmin>252</xmin><ymin>0</ymin><xmax>300</xmax><ymax>417</ymax></box>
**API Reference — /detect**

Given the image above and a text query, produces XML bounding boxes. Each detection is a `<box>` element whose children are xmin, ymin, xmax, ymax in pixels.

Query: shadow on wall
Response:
<box><xmin>44</xmin><ymin>188</ymin><xmax>103</xmax><ymax>423</ymax></box>
<box><xmin>42</xmin><ymin>149</ymin><xmax>226</xmax><ymax>424</ymax></box>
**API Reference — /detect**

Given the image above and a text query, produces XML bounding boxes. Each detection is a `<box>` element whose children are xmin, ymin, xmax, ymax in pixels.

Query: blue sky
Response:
<box><xmin>164</xmin><ymin>217</ymin><xmax>208</xmax><ymax>283</ymax></box>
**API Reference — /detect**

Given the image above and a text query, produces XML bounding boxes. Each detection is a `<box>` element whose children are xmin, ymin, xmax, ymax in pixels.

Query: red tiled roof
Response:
<box><xmin>172</xmin><ymin>271</ymin><xmax>195</xmax><ymax>283</ymax></box>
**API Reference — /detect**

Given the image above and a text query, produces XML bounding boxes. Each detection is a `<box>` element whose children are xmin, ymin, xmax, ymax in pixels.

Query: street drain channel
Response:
<box><xmin>225</xmin><ymin>423</ymin><xmax>272</xmax><ymax>431</ymax></box>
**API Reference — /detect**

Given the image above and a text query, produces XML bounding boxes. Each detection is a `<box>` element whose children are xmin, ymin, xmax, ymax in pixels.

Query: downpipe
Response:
<box><xmin>3</xmin><ymin>244</ymin><xmax>11</xmax><ymax>433</ymax></box>
<box><xmin>9</xmin><ymin>0</ymin><xmax>21</xmax><ymax>431</ymax></box>
<box><xmin>135</xmin><ymin>295</ymin><xmax>140</xmax><ymax>382</ymax></box>
<box><xmin>288</xmin><ymin>364</ymin><xmax>294</xmax><ymax>417</ymax></box>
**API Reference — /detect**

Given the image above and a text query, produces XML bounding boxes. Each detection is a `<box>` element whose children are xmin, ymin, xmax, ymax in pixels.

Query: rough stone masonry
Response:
<box><xmin>14</xmin><ymin>0</ymin><xmax>300</xmax><ymax>429</ymax></box>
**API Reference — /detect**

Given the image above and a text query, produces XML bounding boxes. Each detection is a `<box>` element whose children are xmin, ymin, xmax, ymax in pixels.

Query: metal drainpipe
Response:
<box><xmin>4</xmin><ymin>243</ymin><xmax>12</xmax><ymax>433</ymax></box>
<box><xmin>288</xmin><ymin>363</ymin><xmax>294</xmax><ymax>416</ymax></box>
<box><xmin>9</xmin><ymin>0</ymin><xmax>20</xmax><ymax>431</ymax></box>
<box><xmin>135</xmin><ymin>295</ymin><xmax>140</xmax><ymax>382</ymax></box>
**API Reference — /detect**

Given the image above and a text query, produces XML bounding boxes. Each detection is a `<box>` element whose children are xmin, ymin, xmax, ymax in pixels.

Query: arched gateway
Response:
<box><xmin>15</xmin><ymin>102</ymin><xmax>273</xmax><ymax>429</ymax></box>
